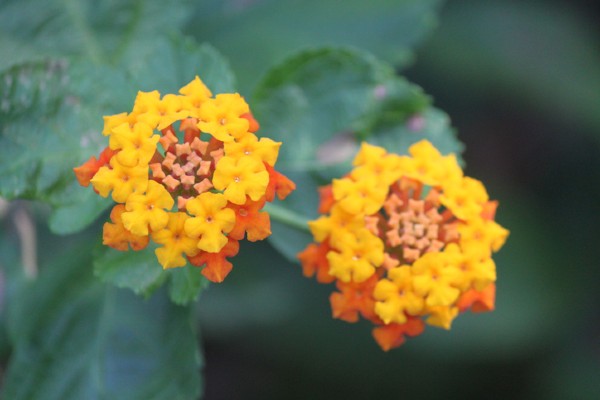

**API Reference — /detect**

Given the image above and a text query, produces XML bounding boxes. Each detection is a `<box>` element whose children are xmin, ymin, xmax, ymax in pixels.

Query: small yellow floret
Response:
<box><xmin>212</xmin><ymin>156</ymin><xmax>269</xmax><ymax>205</ymax></box>
<box><xmin>179</xmin><ymin>76</ymin><xmax>212</xmax><ymax>116</ymax></box>
<box><xmin>121</xmin><ymin>180</ymin><xmax>174</xmax><ymax>236</ymax></box>
<box><xmin>326</xmin><ymin>229</ymin><xmax>384</xmax><ymax>283</ymax></box>
<box><xmin>102</xmin><ymin>112</ymin><xmax>134</xmax><ymax>135</ymax></box>
<box><xmin>351</xmin><ymin>143</ymin><xmax>403</xmax><ymax>185</ymax></box>
<box><xmin>373</xmin><ymin>266</ymin><xmax>424</xmax><ymax>325</ymax></box>
<box><xmin>308</xmin><ymin>205</ymin><xmax>364</xmax><ymax>246</ymax></box>
<box><xmin>224</xmin><ymin>133</ymin><xmax>281</xmax><ymax>166</ymax></box>
<box><xmin>411</xmin><ymin>250</ymin><xmax>463</xmax><ymax>307</ymax></box>
<box><xmin>184</xmin><ymin>192</ymin><xmax>236</xmax><ymax>253</ymax></box>
<box><xmin>425</xmin><ymin>305</ymin><xmax>459</xmax><ymax>329</ymax></box>
<box><xmin>152</xmin><ymin>212</ymin><xmax>200</xmax><ymax>269</ymax></box>
<box><xmin>440</xmin><ymin>177</ymin><xmax>489</xmax><ymax>221</ymax></box>
<box><xmin>458</xmin><ymin>217</ymin><xmax>509</xmax><ymax>254</ymax></box>
<box><xmin>399</xmin><ymin>140</ymin><xmax>463</xmax><ymax>186</ymax></box>
<box><xmin>110</xmin><ymin>123</ymin><xmax>159</xmax><ymax>167</ymax></box>
<box><xmin>156</xmin><ymin>94</ymin><xmax>188</xmax><ymax>130</ymax></box>
<box><xmin>332</xmin><ymin>177</ymin><xmax>388</xmax><ymax>215</ymax></box>
<box><xmin>197</xmin><ymin>93</ymin><xmax>250</xmax><ymax>142</ymax></box>
<box><xmin>90</xmin><ymin>158</ymin><xmax>148</xmax><ymax>203</ymax></box>
<box><xmin>130</xmin><ymin>90</ymin><xmax>161</xmax><ymax>129</ymax></box>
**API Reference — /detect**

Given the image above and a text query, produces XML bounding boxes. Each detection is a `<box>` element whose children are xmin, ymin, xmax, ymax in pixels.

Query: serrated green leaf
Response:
<box><xmin>48</xmin><ymin>183</ymin><xmax>113</xmax><ymax>235</ymax></box>
<box><xmin>94</xmin><ymin>244</ymin><xmax>167</xmax><ymax>297</ymax></box>
<box><xmin>94</xmin><ymin>243</ymin><xmax>210</xmax><ymax>304</ymax></box>
<box><xmin>0</xmin><ymin>35</ymin><xmax>235</xmax><ymax>236</ymax></box>
<box><xmin>0</xmin><ymin>0</ymin><xmax>195</xmax><ymax>70</ymax></box>
<box><xmin>0</xmin><ymin>60</ymin><xmax>136</xmax><ymax>234</ymax></box>
<box><xmin>168</xmin><ymin>265</ymin><xmax>210</xmax><ymax>305</ymax></box>
<box><xmin>126</xmin><ymin>34</ymin><xmax>236</xmax><ymax>95</ymax></box>
<box><xmin>253</xmin><ymin>47</ymin><xmax>462</xmax><ymax>260</ymax></box>
<box><xmin>185</xmin><ymin>0</ymin><xmax>444</xmax><ymax>94</ymax></box>
<box><xmin>2</xmin><ymin>242</ymin><xmax>202</xmax><ymax>400</ymax></box>
<box><xmin>368</xmin><ymin>108</ymin><xmax>463</xmax><ymax>158</ymax></box>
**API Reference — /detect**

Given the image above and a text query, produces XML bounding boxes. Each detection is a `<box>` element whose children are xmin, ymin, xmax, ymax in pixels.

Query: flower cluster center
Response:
<box><xmin>380</xmin><ymin>179</ymin><xmax>459</xmax><ymax>264</ymax></box>
<box><xmin>150</xmin><ymin>119</ymin><xmax>222</xmax><ymax>210</ymax></box>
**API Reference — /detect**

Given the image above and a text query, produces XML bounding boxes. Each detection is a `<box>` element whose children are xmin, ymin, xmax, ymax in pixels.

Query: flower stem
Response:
<box><xmin>263</xmin><ymin>203</ymin><xmax>311</xmax><ymax>233</ymax></box>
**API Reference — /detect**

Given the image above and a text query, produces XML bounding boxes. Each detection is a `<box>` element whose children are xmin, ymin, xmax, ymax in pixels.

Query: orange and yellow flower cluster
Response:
<box><xmin>74</xmin><ymin>76</ymin><xmax>295</xmax><ymax>282</ymax></box>
<box><xmin>298</xmin><ymin>140</ymin><xmax>508</xmax><ymax>350</ymax></box>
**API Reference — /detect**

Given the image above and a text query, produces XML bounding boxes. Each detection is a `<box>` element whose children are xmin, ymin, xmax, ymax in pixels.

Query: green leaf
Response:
<box><xmin>126</xmin><ymin>34</ymin><xmax>237</xmax><ymax>95</ymax></box>
<box><xmin>48</xmin><ymin>187</ymin><xmax>112</xmax><ymax>235</ymax></box>
<box><xmin>2</xmin><ymin>242</ymin><xmax>202</xmax><ymax>400</ymax></box>
<box><xmin>0</xmin><ymin>0</ymin><xmax>195</xmax><ymax>70</ymax></box>
<box><xmin>94</xmin><ymin>244</ymin><xmax>167</xmax><ymax>297</ymax></box>
<box><xmin>0</xmin><ymin>59</ymin><xmax>136</xmax><ymax>232</ymax></box>
<box><xmin>0</xmin><ymin>35</ymin><xmax>235</xmax><ymax>236</ymax></box>
<box><xmin>185</xmin><ymin>0</ymin><xmax>444</xmax><ymax>94</ymax></box>
<box><xmin>94</xmin><ymin>243</ymin><xmax>210</xmax><ymax>304</ymax></box>
<box><xmin>168</xmin><ymin>265</ymin><xmax>210</xmax><ymax>305</ymax></box>
<box><xmin>253</xmin><ymin>47</ymin><xmax>462</xmax><ymax>260</ymax></box>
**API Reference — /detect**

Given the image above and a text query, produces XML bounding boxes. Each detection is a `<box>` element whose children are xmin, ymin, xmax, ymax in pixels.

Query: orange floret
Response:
<box><xmin>317</xmin><ymin>184</ymin><xmax>335</xmax><ymax>214</ymax></box>
<box><xmin>227</xmin><ymin>197</ymin><xmax>271</xmax><ymax>241</ymax></box>
<box><xmin>188</xmin><ymin>238</ymin><xmax>240</xmax><ymax>283</ymax></box>
<box><xmin>456</xmin><ymin>283</ymin><xmax>496</xmax><ymax>313</ymax></box>
<box><xmin>264</xmin><ymin>163</ymin><xmax>296</xmax><ymax>202</ymax></box>
<box><xmin>297</xmin><ymin>241</ymin><xmax>335</xmax><ymax>284</ymax></box>
<box><xmin>241</xmin><ymin>112</ymin><xmax>260</xmax><ymax>133</ymax></box>
<box><xmin>102</xmin><ymin>204</ymin><xmax>149</xmax><ymax>251</ymax></box>
<box><xmin>329</xmin><ymin>274</ymin><xmax>380</xmax><ymax>323</ymax></box>
<box><xmin>73</xmin><ymin>147</ymin><xmax>116</xmax><ymax>187</ymax></box>
<box><xmin>371</xmin><ymin>318</ymin><xmax>425</xmax><ymax>351</ymax></box>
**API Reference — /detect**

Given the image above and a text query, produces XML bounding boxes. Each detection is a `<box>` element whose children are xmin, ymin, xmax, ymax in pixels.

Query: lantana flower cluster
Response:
<box><xmin>74</xmin><ymin>76</ymin><xmax>295</xmax><ymax>282</ymax></box>
<box><xmin>298</xmin><ymin>140</ymin><xmax>508</xmax><ymax>350</ymax></box>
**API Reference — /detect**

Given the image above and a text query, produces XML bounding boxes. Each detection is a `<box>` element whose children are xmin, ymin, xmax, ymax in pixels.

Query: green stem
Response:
<box><xmin>263</xmin><ymin>203</ymin><xmax>311</xmax><ymax>233</ymax></box>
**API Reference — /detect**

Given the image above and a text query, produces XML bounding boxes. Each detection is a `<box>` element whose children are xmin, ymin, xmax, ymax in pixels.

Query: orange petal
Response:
<box><xmin>102</xmin><ymin>205</ymin><xmax>149</xmax><ymax>251</ymax></box>
<box><xmin>330</xmin><ymin>274</ymin><xmax>380</xmax><ymax>323</ymax></box>
<box><xmin>188</xmin><ymin>238</ymin><xmax>240</xmax><ymax>283</ymax></box>
<box><xmin>241</xmin><ymin>112</ymin><xmax>260</xmax><ymax>133</ymax></box>
<box><xmin>371</xmin><ymin>318</ymin><xmax>425</xmax><ymax>352</ymax></box>
<box><xmin>297</xmin><ymin>241</ymin><xmax>335</xmax><ymax>284</ymax></box>
<box><xmin>330</xmin><ymin>291</ymin><xmax>360</xmax><ymax>322</ymax></box>
<box><xmin>317</xmin><ymin>184</ymin><xmax>334</xmax><ymax>214</ymax></box>
<box><xmin>264</xmin><ymin>163</ymin><xmax>296</xmax><ymax>202</ymax></box>
<box><xmin>228</xmin><ymin>197</ymin><xmax>271</xmax><ymax>241</ymax></box>
<box><xmin>73</xmin><ymin>147</ymin><xmax>116</xmax><ymax>187</ymax></box>
<box><xmin>481</xmin><ymin>200</ymin><xmax>499</xmax><ymax>221</ymax></box>
<box><xmin>456</xmin><ymin>284</ymin><xmax>496</xmax><ymax>313</ymax></box>
<box><xmin>181</xmin><ymin>117</ymin><xmax>200</xmax><ymax>143</ymax></box>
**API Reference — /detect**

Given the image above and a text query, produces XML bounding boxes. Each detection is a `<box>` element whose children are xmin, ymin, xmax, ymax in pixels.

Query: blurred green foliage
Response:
<box><xmin>0</xmin><ymin>0</ymin><xmax>598</xmax><ymax>399</ymax></box>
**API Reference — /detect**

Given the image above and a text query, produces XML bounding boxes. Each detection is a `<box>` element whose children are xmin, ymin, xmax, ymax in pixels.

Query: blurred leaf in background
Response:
<box><xmin>185</xmin><ymin>0</ymin><xmax>443</xmax><ymax>94</ymax></box>
<box><xmin>0</xmin><ymin>0</ymin><xmax>194</xmax><ymax>69</ymax></box>
<box><xmin>1</xmin><ymin>232</ymin><xmax>202</xmax><ymax>400</ymax></box>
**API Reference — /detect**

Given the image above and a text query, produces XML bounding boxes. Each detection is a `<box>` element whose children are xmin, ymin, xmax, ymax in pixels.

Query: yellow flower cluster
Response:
<box><xmin>74</xmin><ymin>76</ymin><xmax>295</xmax><ymax>282</ymax></box>
<box><xmin>298</xmin><ymin>140</ymin><xmax>508</xmax><ymax>350</ymax></box>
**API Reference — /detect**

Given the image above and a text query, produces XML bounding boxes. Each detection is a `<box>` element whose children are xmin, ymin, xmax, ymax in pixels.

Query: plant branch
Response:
<box><xmin>13</xmin><ymin>205</ymin><xmax>38</xmax><ymax>279</ymax></box>
<box><xmin>263</xmin><ymin>203</ymin><xmax>311</xmax><ymax>233</ymax></box>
